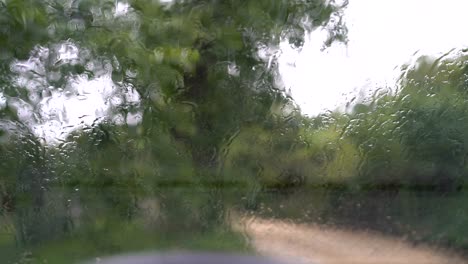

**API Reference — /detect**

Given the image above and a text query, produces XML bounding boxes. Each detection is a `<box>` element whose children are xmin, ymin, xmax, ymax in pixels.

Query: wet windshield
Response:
<box><xmin>1</xmin><ymin>1</ymin><xmax>468</xmax><ymax>263</ymax></box>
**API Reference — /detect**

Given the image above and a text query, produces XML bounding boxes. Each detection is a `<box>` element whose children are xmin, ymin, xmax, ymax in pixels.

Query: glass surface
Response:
<box><xmin>0</xmin><ymin>1</ymin><xmax>468</xmax><ymax>263</ymax></box>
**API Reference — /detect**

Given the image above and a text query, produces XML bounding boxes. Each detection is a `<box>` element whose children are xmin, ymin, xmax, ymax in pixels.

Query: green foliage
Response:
<box><xmin>0</xmin><ymin>0</ymin><xmax>346</xmax><ymax>261</ymax></box>
<box><xmin>274</xmin><ymin>50</ymin><xmax>468</xmax><ymax>251</ymax></box>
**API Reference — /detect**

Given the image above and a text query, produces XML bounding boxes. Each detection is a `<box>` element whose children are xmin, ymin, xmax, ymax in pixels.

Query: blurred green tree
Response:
<box><xmin>0</xmin><ymin>0</ymin><xmax>347</xmax><ymax>249</ymax></box>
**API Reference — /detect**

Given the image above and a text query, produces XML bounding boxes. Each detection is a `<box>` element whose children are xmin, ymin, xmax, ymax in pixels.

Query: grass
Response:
<box><xmin>1</xmin><ymin>219</ymin><xmax>250</xmax><ymax>264</ymax></box>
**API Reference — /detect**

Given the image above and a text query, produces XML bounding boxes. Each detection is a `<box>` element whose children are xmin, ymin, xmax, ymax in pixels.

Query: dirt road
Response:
<box><xmin>236</xmin><ymin>216</ymin><xmax>467</xmax><ymax>264</ymax></box>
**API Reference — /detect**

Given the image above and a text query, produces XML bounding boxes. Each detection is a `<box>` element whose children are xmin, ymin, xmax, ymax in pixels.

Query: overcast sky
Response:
<box><xmin>280</xmin><ymin>0</ymin><xmax>468</xmax><ymax>116</ymax></box>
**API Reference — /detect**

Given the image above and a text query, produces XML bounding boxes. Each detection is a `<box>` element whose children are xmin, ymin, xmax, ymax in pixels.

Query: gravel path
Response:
<box><xmin>237</xmin><ymin>217</ymin><xmax>467</xmax><ymax>264</ymax></box>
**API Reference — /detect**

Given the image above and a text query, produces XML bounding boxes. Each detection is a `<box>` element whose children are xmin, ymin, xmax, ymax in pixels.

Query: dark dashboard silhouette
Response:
<box><xmin>81</xmin><ymin>252</ymin><xmax>299</xmax><ymax>264</ymax></box>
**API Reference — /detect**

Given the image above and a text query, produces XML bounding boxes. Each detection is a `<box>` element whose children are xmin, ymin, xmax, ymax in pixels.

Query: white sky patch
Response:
<box><xmin>280</xmin><ymin>0</ymin><xmax>468</xmax><ymax>116</ymax></box>
<box><xmin>0</xmin><ymin>94</ymin><xmax>6</xmax><ymax>109</ymax></box>
<box><xmin>9</xmin><ymin>42</ymin><xmax>141</xmax><ymax>143</ymax></box>
<box><xmin>33</xmin><ymin>76</ymin><xmax>119</xmax><ymax>141</ymax></box>
<box><xmin>57</xmin><ymin>42</ymin><xmax>79</xmax><ymax>62</ymax></box>
<box><xmin>115</xmin><ymin>2</ymin><xmax>130</xmax><ymax>17</ymax></box>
